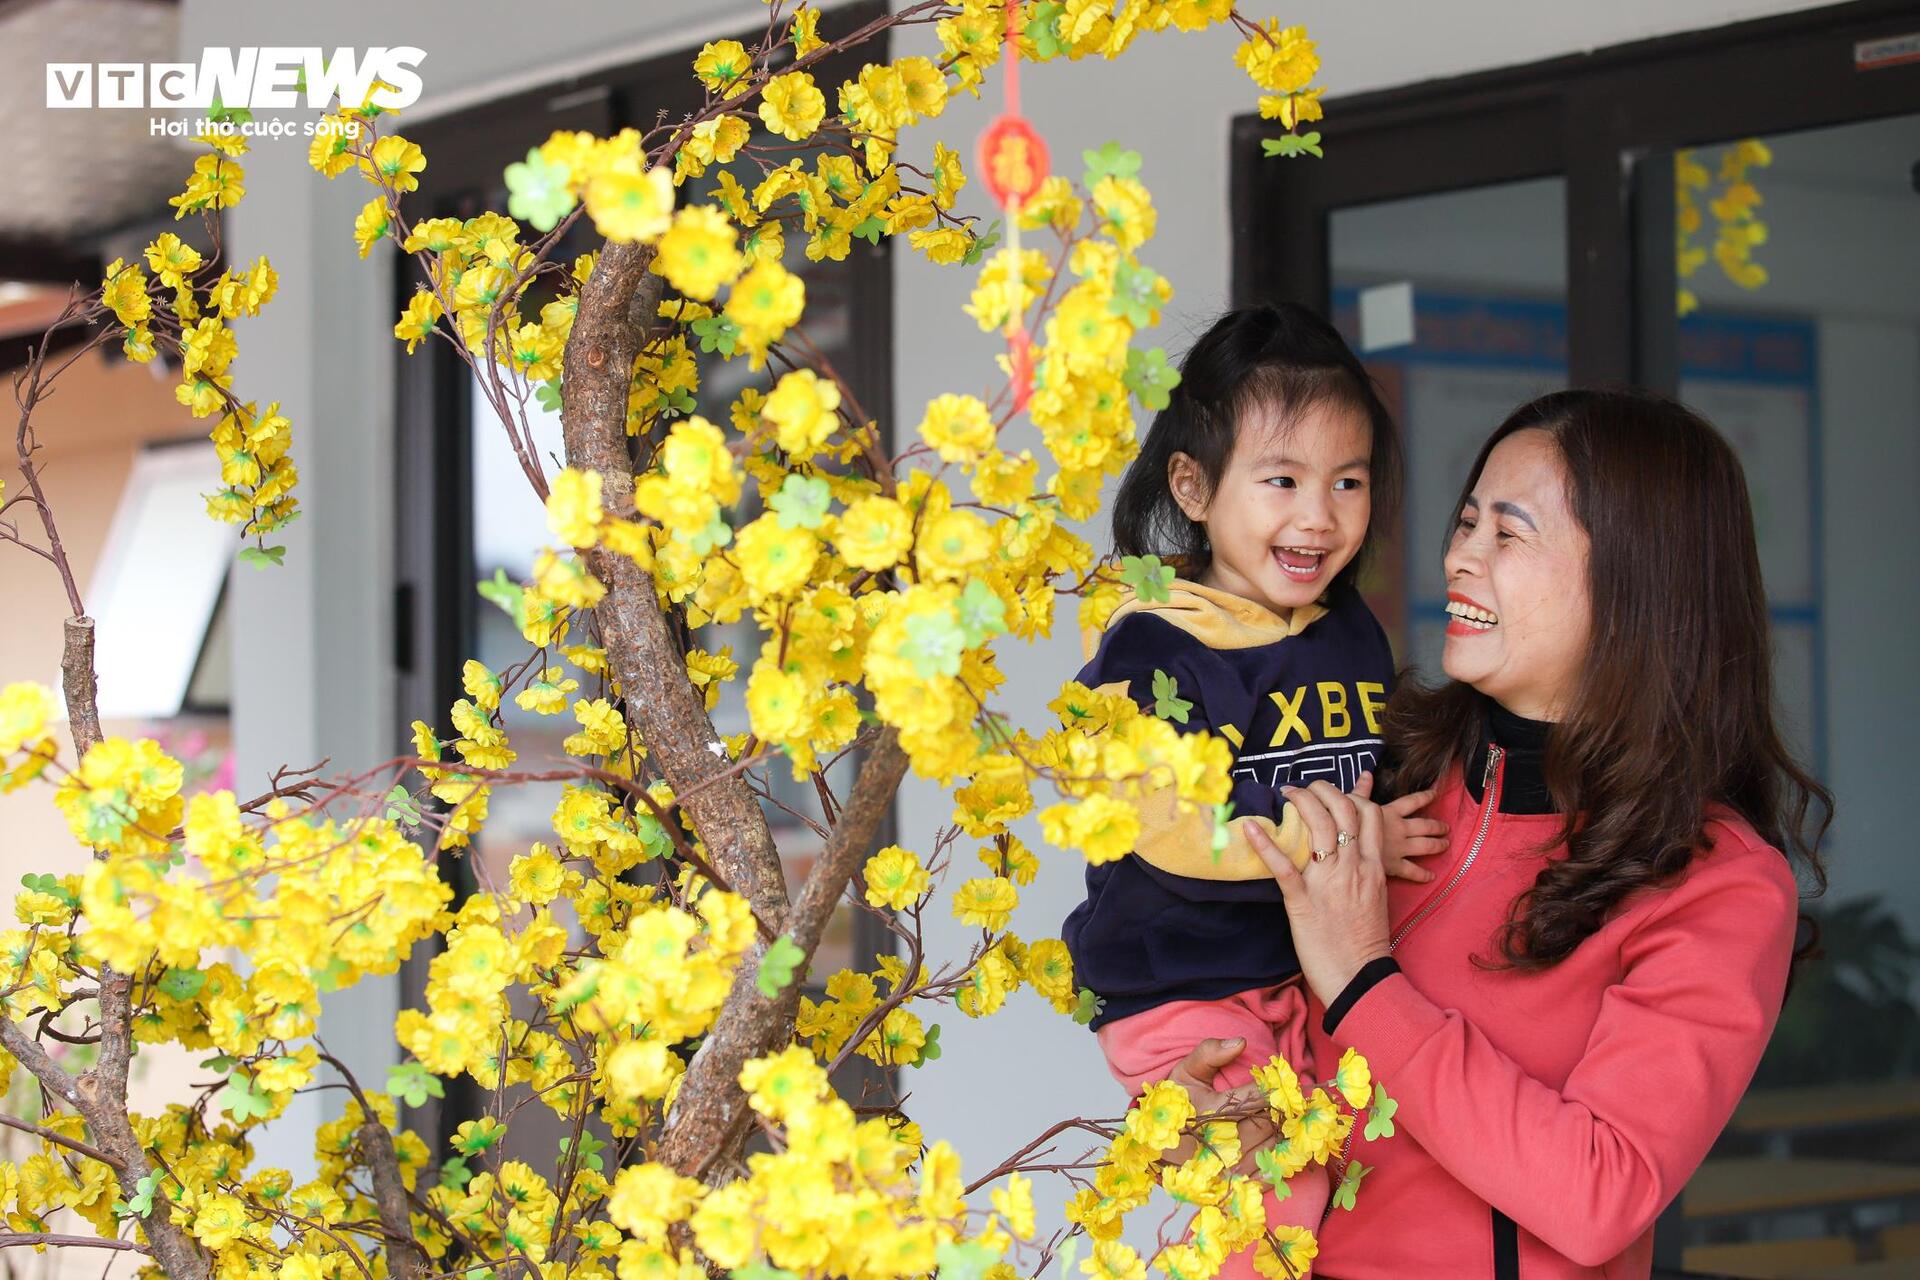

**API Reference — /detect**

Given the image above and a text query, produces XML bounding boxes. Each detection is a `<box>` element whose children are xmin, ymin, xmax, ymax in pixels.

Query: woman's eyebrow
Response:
<box><xmin>1492</xmin><ymin>500</ymin><xmax>1539</xmax><ymax>531</ymax></box>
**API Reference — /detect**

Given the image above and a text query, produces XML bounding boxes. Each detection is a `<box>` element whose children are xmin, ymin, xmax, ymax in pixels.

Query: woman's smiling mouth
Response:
<box><xmin>1446</xmin><ymin>593</ymin><xmax>1500</xmax><ymax>634</ymax></box>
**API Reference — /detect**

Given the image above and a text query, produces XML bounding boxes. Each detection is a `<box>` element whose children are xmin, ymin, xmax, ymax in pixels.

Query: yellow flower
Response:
<box><xmin>835</xmin><ymin>495</ymin><xmax>913</xmax><ymax>571</ymax></box>
<box><xmin>759</xmin><ymin>72</ymin><xmax>827</xmax><ymax>142</ymax></box>
<box><xmin>653</xmin><ymin>205</ymin><xmax>744</xmax><ymax>301</ymax></box>
<box><xmin>1092</xmin><ymin>176</ymin><xmax>1156</xmax><ymax>253</ymax></box>
<box><xmin>693</xmin><ymin>40</ymin><xmax>752</xmax><ymax>94</ymax></box>
<box><xmin>991</xmin><ymin>1172</ymin><xmax>1035</xmax><ymax>1240</ymax></box>
<box><xmin>547</xmin><ymin>467</ymin><xmax>605</xmax><ymax>547</ymax></box>
<box><xmin>1252</xmin><ymin>1054</ymin><xmax>1306</xmax><ymax>1120</ymax></box>
<box><xmin>190</xmin><ymin>1192</ymin><xmax>251</xmax><ymax>1250</ymax></box>
<box><xmin>509</xmin><ymin>847</ymin><xmax>569</xmax><ymax>905</ymax></box>
<box><xmin>918</xmin><ymin>393</ymin><xmax>996</xmax><ymax>465</ymax></box>
<box><xmin>0</xmin><ymin>683</ymin><xmax>57</xmax><ymax>756</ymax></box>
<box><xmin>917</xmin><ymin>509</ymin><xmax>992</xmax><ymax>579</ymax></box>
<box><xmin>863</xmin><ymin>845</ymin><xmax>931</xmax><ymax>910</ymax></box>
<box><xmin>725</xmin><ymin>259</ymin><xmax>805</xmax><ymax>364</ymax></box>
<box><xmin>746</xmin><ymin>661</ymin><xmax>811</xmax><ymax>741</ymax></box>
<box><xmin>1084</xmin><ymin>1241</ymin><xmax>1147</xmax><ymax>1280</ymax></box>
<box><xmin>1235</xmin><ymin>21</ymin><xmax>1319</xmax><ymax>93</ymax></box>
<box><xmin>733</xmin><ymin>514</ymin><xmax>819</xmax><ymax>600</ymax></box>
<box><xmin>1023</xmin><ymin>937</ymin><xmax>1075</xmax><ymax>1004</ymax></box>
<box><xmin>790</xmin><ymin>6</ymin><xmax>825</xmax><ymax>54</ymax></box>
<box><xmin>363</xmin><ymin>135</ymin><xmax>427</xmax><ymax>193</ymax></box>
<box><xmin>607</xmin><ymin>1162</ymin><xmax>702</xmax><ymax>1239</ymax></box>
<box><xmin>394</xmin><ymin>289</ymin><xmax>442</xmax><ymax>352</ymax></box>
<box><xmin>952</xmin><ymin>876</ymin><xmax>1018</xmax><ymax>930</ymax></box>
<box><xmin>1333</xmin><ymin>1046</ymin><xmax>1372</xmax><ymax>1110</ymax></box>
<box><xmin>143</xmin><ymin>232</ymin><xmax>202</xmax><ymax>286</ymax></box>
<box><xmin>588</xmin><ymin>165</ymin><xmax>676</xmax><ymax>244</ymax></box>
<box><xmin>763</xmin><ymin>368</ymin><xmax>842</xmax><ymax>457</ymax></box>
<box><xmin>100</xmin><ymin>259</ymin><xmax>151</xmax><ymax>327</ymax></box>
<box><xmin>1254</xmin><ymin>1226</ymin><xmax>1318</xmax><ymax>1280</ymax></box>
<box><xmin>353</xmin><ymin>197</ymin><xmax>391</xmax><ymax>257</ymax></box>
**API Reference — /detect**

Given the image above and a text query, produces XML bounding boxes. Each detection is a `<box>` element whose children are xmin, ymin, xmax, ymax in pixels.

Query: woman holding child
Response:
<box><xmin>1066</xmin><ymin>305</ymin><xmax>1829</xmax><ymax>1280</ymax></box>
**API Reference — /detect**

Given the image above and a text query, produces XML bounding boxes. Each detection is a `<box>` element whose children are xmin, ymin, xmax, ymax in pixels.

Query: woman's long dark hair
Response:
<box><xmin>1384</xmin><ymin>388</ymin><xmax>1830</xmax><ymax>969</ymax></box>
<box><xmin>1111</xmin><ymin>303</ymin><xmax>1402</xmax><ymax>596</ymax></box>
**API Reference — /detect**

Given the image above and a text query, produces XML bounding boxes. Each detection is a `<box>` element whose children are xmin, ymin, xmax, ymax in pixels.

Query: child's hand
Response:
<box><xmin>1370</xmin><ymin>776</ymin><xmax>1448</xmax><ymax>882</ymax></box>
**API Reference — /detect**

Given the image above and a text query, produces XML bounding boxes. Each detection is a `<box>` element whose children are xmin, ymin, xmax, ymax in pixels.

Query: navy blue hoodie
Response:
<box><xmin>1061</xmin><ymin>579</ymin><xmax>1395</xmax><ymax>1029</ymax></box>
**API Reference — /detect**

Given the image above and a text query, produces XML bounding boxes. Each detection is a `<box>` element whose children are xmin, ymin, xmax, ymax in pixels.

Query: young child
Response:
<box><xmin>1062</xmin><ymin>303</ymin><xmax>1446</xmax><ymax>1264</ymax></box>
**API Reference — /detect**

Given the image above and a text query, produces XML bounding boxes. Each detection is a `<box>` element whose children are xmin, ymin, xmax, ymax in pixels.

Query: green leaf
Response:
<box><xmin>20</xmin><ymin>872</ymin><xmax>76</xmax><ymax>906</ymax></box>
<box><xmin>690</xmin><ymin>312</ymin><xmax>741</xmax><ymax>356</ymax></box>
<box><xmin>1055</xmin><ymin>1237</ymin><xmax>1081</xmax><ymax>1280</ymax></box>
<box><xmin>1123</xmin><ymin>346</ymin><xmax>1181</xmax><ymax>411</ymax></box>
<box><xmin>438</xmin><ymin>1155</ymin><xmax>472</xmax><ymax>1190</ymax></box>
<box><xmin>387</xmin><ymin>1059</ymin><xmax>446</xmax><ymax>1109</ymax></box>
<box><xmin>900</xmin><ymin>610</ymin><xmax>966</xmax><ymax>679</ymax></box>
<box><xmin>1024</xmin><ymin>2</ymin><xmax>1067</xmax><ymax>59</ymax></box>
<box><xmin>850</xmin><ymin>214</ymin><xmax>887</xmax><ymax>246</ymax></box>
<box><xmin>217</xmin><ymin>1073</ymin><xmax>275</xmax><ymax>1123</ymax></box>
<box><xmin>1107</xmin><ymin>260</ymin><xmax>1166</xmax><ymax>327</ymax></box>
<box><xmin>955</xmin><ymin>578</ymin><xmax>1009</xmax><ymax>648</ymax></box>
<box><xmin>768</xmin><ymin>473</ymin><xmax>834</xmax><ymax>530</ymax></box>
<box><xmin>756</xmin><ymin>934</ymin><xmax>806</xmax><ymax>998</ymax></box>
<box><xmin>156</xmin><ymin>968</ymin><xmax>206</xmax><ymax>1001</ymax></box>
<box><xmin>960</xmin><ymin>219</ymin><xmax>1002</xmax><ymax>266</ymax></box>
<box><xmin>912</xmin><ymin>1022</ymin><xmax>942</xmax><ymax>1068</ymax></box>
<box><xmin>1364</xmin><ymin>1082</ymin><xmax>1398</xmax><ymax>1142</ymax></box>
<box><xmin>454</xmin><ymin>1117</ymin><xmax>506</xmax><ymax>1155</ymax></box>
<box><xmin>237</xmin><ymin>545</ymin><xmax>286</xmax><ymax>569</ymax></box>
<box><xmin>384</xmin><ymin>784</ymin><xmax>425</xmax><ymax>829</ymax></box>
<box><xmin>504</xmin><ymin>147</ymin><xmax>578</xmax><ymax>232</ymax></box>
<box><xmin>731</xmin><ymin>1266</ymin><xmax>800</xmax><ymax>1280</ymax></box>
<box><xmin>1252</xmin><ymin>1148</ymin><xmax>1296</xmax><ymax>1198</ymax></box>
<box><xmin>1261</xmin><ymin>132</ymin><xmax>1324</xmax><ymax>160</ymax></box>
<box><xmin>199</xmin><ymin>1053</ymin><xmax>240</xmax><ymax>1073</ymax></box>
<box><xmin>1209</xmin><ymin>802</ymin><xmax>1239</xmax><ymax>864</ymax></box>
<box><xmin>534</xmin><ymin>380</ymin><xmax>564</xmax><ymax>413</ymax></box>
<box><xmin>206</xmin><ymin>93</ymin><xmax>252</xmax><ymax>127</ymax></box>
<box><xmin>312</xmin><ymin>955</ymin><xmax>352</xmax><ymax>992</ymax></box>
<box><xmin>124</xmin><ymin>1172</ymin><xmax>158</xmax><ymax>1218</ymax></box>
<box><xmin>1082</xmin><ymin>141</ymin><xmax>1143</xmax><ymax>186</ymax></box>
<box><xmin>1070</xmin><ymin>987</ymin><xmax>1105</xmax><ymax>1026</ymax></box>
<box><xmin>1150</xmin><ymin>669</ymin><xmax>1192</xmax><ymax>724</ymax></box>
<box><xmin>477</xmin><ymin>568</ymin><xmax>525</xmax><ymax>620</ymax></box>
<box><xmin>1332</xmin><ymin>1159</ymin><xmax>1371</xmax><ymax>1211</ymax></box>
<box><xmin>935</xmin><ymin>1241</ymin><xmax>1000</xmax><ymax>1280</ymax></box>
<box><xmin>559</xmin><ymin>1131</ymin><xmax>607</xmax><ymax>1172</ymax></box>
<box><xmin>1118</xmin><ymin>554</ymin><xmax>1175</xmax><ymax>603</ymax></box>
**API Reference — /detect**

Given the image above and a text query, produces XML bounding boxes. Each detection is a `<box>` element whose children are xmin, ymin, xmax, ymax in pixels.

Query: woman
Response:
<box><xmin>1170</xmin><ymin>388</ymin><xmax>1829</xmax><ymax>1278</ymax></box>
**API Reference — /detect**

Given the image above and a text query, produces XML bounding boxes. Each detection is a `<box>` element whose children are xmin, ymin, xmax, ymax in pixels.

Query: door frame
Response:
<box><xmin>1231</xmin><ymin>0</ymin><xmax>1920</xmax><ymax>389</ymax></box>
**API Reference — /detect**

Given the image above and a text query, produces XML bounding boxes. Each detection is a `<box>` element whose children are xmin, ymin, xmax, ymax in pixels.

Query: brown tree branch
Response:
<box><xmin>557</xmin><ymin>240</ymin><xmax>789</xmax><ymax>934</ymax></box>
<box><xmin>659</xmin><ymin>729</ymin><xmax>907</xmax><ymax>1180</ymax></box>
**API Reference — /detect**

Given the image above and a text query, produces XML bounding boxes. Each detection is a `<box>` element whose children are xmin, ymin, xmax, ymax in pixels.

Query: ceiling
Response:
<box><xmin>1</xmin><ymin>0</ymin><xmax>189</xmax><ymax>244</ymax></box>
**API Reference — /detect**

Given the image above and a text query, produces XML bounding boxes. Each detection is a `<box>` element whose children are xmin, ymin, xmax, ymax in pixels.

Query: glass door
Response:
<box><xmin>1635</xmin><ymin>112</ymin><xmax>1920</xmax><ymax>1279</ymax></box>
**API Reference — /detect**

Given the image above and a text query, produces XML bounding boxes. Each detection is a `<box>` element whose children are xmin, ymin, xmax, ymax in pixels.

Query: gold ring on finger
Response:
<box><xmin>1336</xmin><ymin>830</ymin><xmax>1355</xmax><ymax>848</ymax></box>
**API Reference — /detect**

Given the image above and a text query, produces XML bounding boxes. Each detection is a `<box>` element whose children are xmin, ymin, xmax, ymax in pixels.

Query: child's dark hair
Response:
<box><xmin>1111</xmin><ymin>302</ymin><xmax>1402</xmax><ymax>595</ymax></box>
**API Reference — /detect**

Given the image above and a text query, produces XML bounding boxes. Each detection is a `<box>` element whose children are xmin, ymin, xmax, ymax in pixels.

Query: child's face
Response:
<box><xmin>1169</xmin><ymin>399</ymin><xmax>1372</xmax><ymax>614</ymax></box>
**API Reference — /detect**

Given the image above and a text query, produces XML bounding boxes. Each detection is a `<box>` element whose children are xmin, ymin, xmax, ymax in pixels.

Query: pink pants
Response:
<box><xmin>1097</xmin><ymin>982</ymin><xmax>1328</xmax><ymax>1278</ymax></box>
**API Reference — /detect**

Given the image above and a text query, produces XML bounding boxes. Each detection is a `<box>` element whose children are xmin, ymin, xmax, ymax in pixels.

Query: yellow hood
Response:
<box><xmin>1083</xmin><ymin>578</ymin><xmax>1328</xmax><ymax>660</ymax></box>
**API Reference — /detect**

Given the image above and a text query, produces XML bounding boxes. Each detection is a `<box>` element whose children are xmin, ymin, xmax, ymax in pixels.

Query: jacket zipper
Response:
<box><xmin>1321</xmin><ymin>747</ymin><xmax>1504</xmax><ymax>1222</ymax></box>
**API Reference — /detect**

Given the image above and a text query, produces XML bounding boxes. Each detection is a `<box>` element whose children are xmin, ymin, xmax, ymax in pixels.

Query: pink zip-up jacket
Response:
<box><xmin>1303</xmin><ymin>746</ymin><xmax>1800</xmax><ymax>1279</ymax></box>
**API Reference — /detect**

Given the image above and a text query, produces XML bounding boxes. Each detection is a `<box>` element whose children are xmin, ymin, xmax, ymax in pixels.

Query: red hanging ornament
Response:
<box><xmin>975</xmin><ymin>0</ymin><xmax>1048</xmax><ymax>412</ymax></box>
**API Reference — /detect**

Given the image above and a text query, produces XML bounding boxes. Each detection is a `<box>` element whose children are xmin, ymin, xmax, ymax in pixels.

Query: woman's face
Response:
<box><xmin>1441</xmin><ymin>429</ymin><xmax>1592</xmax><ymax>721</ymax></box>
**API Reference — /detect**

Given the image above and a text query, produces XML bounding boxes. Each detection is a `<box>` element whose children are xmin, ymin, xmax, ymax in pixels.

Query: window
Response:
<box><xmin>1234</xmin><ymin>4</ymin><xmax>1920</xmax><ymax>1273</ymax></box>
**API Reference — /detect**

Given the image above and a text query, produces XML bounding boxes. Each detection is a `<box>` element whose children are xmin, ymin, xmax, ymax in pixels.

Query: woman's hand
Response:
<box><xmin>1163</xmin><ymin>1038</ymin><xmax>1275</xmax><ymax>1173</ymax></box>
<box><xmin>1247</xmin><ymin>773</ymin><xmax>1397</xmax><ymax>1007</ymax></box>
